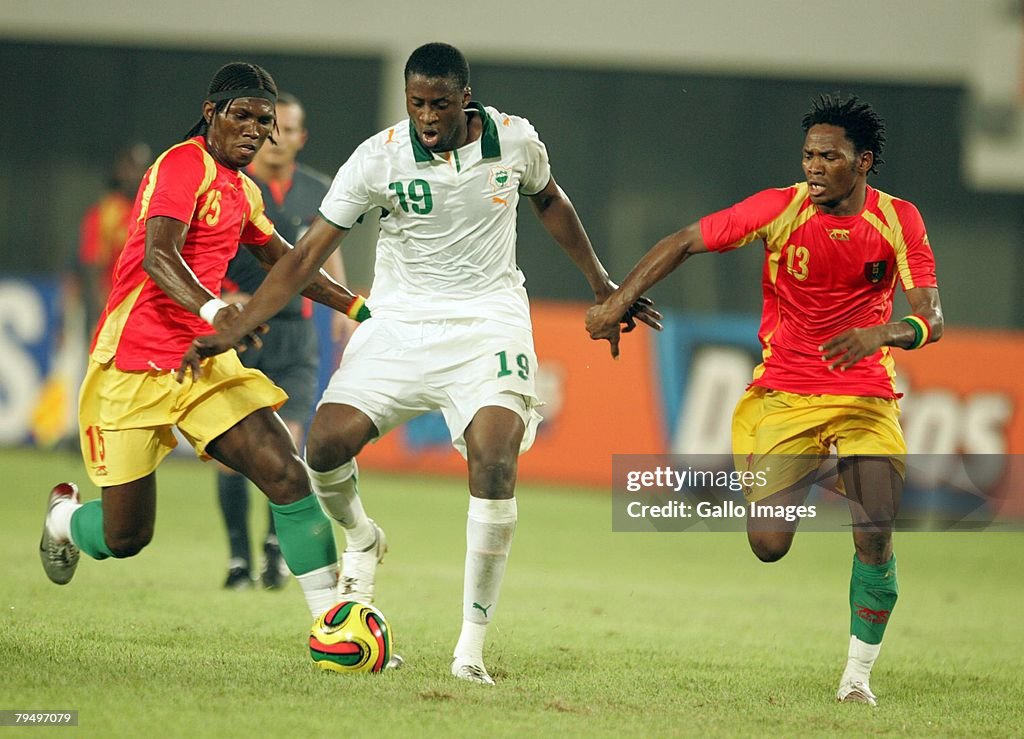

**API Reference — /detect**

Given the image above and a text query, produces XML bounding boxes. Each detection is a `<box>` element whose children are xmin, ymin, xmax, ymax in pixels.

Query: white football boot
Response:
<box><xmin>451</xmin><ymin>658</ymin><xmax>495</xmax><ymax>686</ymax></box>
<box><xmin>837</xmin><ymin>679</ymin><xmax>878</xmax><ymax>707</ymax></box>
<box><xmin>338</xmin><ymin>519</ymin><xmax>387</xmax><ymax>604</ymax></box>
<box><xmin>39</xmin><ymin>482</ymin><xmax>81</xmax><ymax>585</ymax></box>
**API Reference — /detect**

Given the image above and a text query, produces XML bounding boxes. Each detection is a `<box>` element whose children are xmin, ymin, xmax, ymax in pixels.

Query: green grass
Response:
<box><xmin>2</xmin><ymin>447</ymin><xmax>1022</xmax><ymax>738</ymax></box>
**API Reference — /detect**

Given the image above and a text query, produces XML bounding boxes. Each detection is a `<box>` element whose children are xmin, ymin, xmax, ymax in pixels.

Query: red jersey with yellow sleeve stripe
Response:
<box><xmin>90</xmin><ymin>136</ymin><xmax>274</xmax><ymax>371</ymax></box>
<box><xmin>699</xmin><ymin>183</ymin><xmax>937</xmax><ymax>398</ymax></box>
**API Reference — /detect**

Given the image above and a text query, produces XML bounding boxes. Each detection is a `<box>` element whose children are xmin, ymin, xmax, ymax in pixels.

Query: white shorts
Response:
<box><xmin>319</xmin><ymin>316</ymin><xmax>542</xmax><ymax>458</ymax></box>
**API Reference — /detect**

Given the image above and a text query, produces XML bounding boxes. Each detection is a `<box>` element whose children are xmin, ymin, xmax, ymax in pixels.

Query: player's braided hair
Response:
<box><xmin>183</xmin><ymin>62</ymin><xmax>279</xmax><ymax>140</ymax></box>
<box><xmin>802</xmin><ymin>93</ymin><xmax>886</xmax><ymax>174</ymax></box>
<box><xmin>404</xmin><ymin>42</ymin><xmax>470</xmax><ymax>90</ymax></box>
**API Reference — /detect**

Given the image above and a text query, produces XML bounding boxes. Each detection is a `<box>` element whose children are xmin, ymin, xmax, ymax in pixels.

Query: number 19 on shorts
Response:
<box><xmin>495</xmin><ymin>350</ymin><xmax>529</xmax><ymax>380</ymax></box>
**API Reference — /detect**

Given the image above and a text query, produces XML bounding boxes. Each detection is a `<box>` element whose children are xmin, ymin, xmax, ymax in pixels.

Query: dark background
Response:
<box><xmin>3</xmin><ymin>40</ymin><xmax>1021</xmax><ymax>327</ymax></box>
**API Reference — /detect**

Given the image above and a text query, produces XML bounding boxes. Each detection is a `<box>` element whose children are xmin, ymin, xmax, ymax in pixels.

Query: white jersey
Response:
<box><xmin>319</xmin><ymin>103</ymin><xmax>551</xmax><ymax>328</ymax></box>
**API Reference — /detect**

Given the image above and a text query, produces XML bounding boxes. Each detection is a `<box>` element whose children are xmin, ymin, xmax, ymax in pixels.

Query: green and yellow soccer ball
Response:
<box><xmin>310</xmin><ymin>601</ymin><xmax>393</xmax><ymax>673</ymax></box>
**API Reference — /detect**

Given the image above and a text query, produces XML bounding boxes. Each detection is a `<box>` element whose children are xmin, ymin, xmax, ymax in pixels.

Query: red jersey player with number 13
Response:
<box><xmin>586</xmin><ymin>94</ymin><xmax>943</xmax><ymax>707</ymax></box>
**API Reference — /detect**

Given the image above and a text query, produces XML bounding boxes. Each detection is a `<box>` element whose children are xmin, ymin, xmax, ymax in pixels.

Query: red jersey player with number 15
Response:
<box><xmin>586</xmin><ymin>94</ymin><xmax>943</xmax><ymax>708</ymax></box>
<box><xmin>39</xmin><ymin>63</ymin><xmax>376</xmax><ymax>636</ymax></box>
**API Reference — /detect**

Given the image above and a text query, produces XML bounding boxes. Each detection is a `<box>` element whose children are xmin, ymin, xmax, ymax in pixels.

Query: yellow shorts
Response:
<box><xmin>731</xmin><ymin>386</ymin><xmax>906</xmax><ymax>502</ymax></box>
<box><xmin>78</xmin><ymin>352</ymin><xmax>287</xmax><ymax>487</ymax></box>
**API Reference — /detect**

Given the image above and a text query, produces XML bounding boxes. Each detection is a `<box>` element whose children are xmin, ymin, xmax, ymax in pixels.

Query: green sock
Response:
<box><xmin>269</xmin><ymin>494</ymin><xmax>337</xmax><ymax>576</ymax></box>
<box><xmin>69</xmin><ymin>499</ymin><xmax>114</xmax><ymax>560</ymax></box>
<box><xmin>849</xmin><ymin>553</ymin><xmax>899</xmax><ymax>645</ymax></box>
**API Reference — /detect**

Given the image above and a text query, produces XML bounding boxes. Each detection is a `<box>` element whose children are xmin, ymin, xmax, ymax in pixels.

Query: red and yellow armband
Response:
<box><xmin>346</xmin><ymin>295</ymin><xmax>372</xmax><ymax>323</ymax></box>
<box><xmin>900</xmin><ymin>314</ymin><xmax>930</xmax><ymax>350</ymax></box>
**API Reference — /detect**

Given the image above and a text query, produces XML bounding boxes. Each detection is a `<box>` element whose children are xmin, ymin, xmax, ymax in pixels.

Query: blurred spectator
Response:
<box><xmin>77</xmin><ymin>143</ymin><xmax>151</xmax><ymax>333</ymax></box>
<box><xmin>31</xmin><ymin>144</ymin><xmax>151</xmax><ymax>449</ymax></box>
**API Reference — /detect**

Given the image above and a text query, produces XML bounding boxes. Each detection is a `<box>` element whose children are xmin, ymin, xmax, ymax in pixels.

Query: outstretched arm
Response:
<box><xmin>528</xmin><ymin>176</ymin><xmax>661</xmax><ymax>334</ymax></box>
<box><xmin>585</xmin><ymin>221</ymin><xmax>710</xmax><ymax>358</ymax></box>
<box><xmin>321</xmin><ymin>249</ymin><xmax>358</xmax><ymax>344</ymax></box>
<box><xmin>820</xmin><ymin>286</ymin><xmax>944</xmax><ymax>371</ymax></box>
<box><xmin>528</xmin><ymin>176</ymin><xmax>613</xmax><ymax>300</ymax></box>
<box><xmin>177</xmin><ymin>216</ymin><xmax>364</xmax><ymax>380</ymax></box>
<box><xmin>244</xmin><ymin>221</ymin><xmax>362</xmax><ymax>316</ymax></box>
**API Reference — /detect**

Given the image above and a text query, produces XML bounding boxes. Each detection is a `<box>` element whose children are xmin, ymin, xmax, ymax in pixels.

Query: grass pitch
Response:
<box><xmin>2</xmin><ymin>447</ymin><xmax>1022</xmax><ymax>738</ymax></box>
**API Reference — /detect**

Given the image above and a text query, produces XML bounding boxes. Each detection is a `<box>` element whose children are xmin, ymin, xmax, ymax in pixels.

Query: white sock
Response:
<box><xmin>307</xmin><ymin>459</ymin><xmax>375</xmax><ymax>551</ymax></box>
<box><xmin>295</xmin><ymin>564</ymin><xmax>340</xmax><ymax>619</ymax></box>
<box><xmin>453</xmin><ymin>621</ymin><xmax>488</xmax><ymax>664</ymax></box>
<box><xmin>454</xmin><ymin>497</ymin><xmax>517</xmax><ymax>661</ymax></box>
<box><xmin>49</xmin><ymin>498</ymin><xmax>81</xmax><ymax>544</ymax></box>
<box><xmin>842</xmin><ymin>635</ymin><xmax>882</xmax><ymax>684</ymax></box>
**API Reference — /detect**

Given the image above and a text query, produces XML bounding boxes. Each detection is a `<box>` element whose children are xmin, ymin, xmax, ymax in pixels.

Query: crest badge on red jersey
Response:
<box><xmin>864</xmin><ymin>260</ymin><xmax>887</xmax><ymax>284</ymax></box>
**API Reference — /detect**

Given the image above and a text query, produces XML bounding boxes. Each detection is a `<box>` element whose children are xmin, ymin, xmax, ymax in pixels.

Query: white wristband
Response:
<box><xmin>199</xmin><ymin>298</ymin><xmax>229</xmax><ymax>325</ymax></box>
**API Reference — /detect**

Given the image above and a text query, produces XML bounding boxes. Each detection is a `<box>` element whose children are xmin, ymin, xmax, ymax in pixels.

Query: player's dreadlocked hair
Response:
<box><xmin>183</xmin><ymin>62</ymin><xmax>278</xmax><ymax>140</ymax></box>
<box><xmin>802</xmin><ymin>93</ymin><xmax>886</xmax><ymax>174</ymax></box>
<box><xmin>404</xmin><ymin>42</ymin><xmax>470</xmax><ymax>89</ymax></box>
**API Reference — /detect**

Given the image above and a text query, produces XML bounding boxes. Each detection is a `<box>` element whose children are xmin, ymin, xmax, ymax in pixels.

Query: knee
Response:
<box><xmin>854</xmin><ymin>533</ymin><xmax>893</xmax><ymax>565</ymax></box>
<box><xmin>260</xmin><ymin>456</ymin><xmax>312</xmax><ymax>505</ymax></box>
<box><xmin>106</xmin><ymin>529</ymin><xmax>153</xmax><ymax>558</ymax></box>
<box><xmin>305</xmin><ymin>407</ymin><xmax>374</xmax><ymax>473</ymax></box>
<box><xmin>304</xmin><ymin>434</ymin><xmax>355</xmax><ymax>474</ymax></box>
<box><xmin>469</xmin><ymin>452</ymin><xmax>518</xmax><ymax>499</ymax></box>
<box><xmin>748</xmin><ymin>535</ymin><xmax>791</xmax><ymax>563</ymax></box>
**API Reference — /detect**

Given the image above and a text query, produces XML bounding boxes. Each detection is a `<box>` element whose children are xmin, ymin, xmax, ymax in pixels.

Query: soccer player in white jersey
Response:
<box><xmin>180</xmin><ymin>42</ymin><xmax>660</xmax><ymax>685</ymax></box>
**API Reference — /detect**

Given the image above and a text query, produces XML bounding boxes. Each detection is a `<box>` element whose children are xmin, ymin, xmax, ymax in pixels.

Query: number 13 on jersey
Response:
<box><xmin>785</xmin><ymin>244</ymin><xmax>810</xmax><ymax>281</ymax></box>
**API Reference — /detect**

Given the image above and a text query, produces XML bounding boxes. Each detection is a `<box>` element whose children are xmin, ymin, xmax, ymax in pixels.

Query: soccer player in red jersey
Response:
<box><xmin>586</xmin><ymin>94</ymin><xmax>944</xmax><ymax>707</ymax></box>
<box><xmin>39</xmin><ymin>62</ymin><xmax>375</xmax><ymax>632</ymax></box>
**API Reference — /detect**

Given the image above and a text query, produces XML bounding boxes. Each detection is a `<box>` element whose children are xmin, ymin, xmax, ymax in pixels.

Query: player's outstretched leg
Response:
<box><xmin>338</xmin><ymin>516</ymin><xmax>387</xmax><ymax>605</ymax></box>
<box><xmin>268</xmin><ymin>496</ymin><xmax>340</xmax><ymax>617</ymax></box>
<box><xmin>306</xmin><ymin>404</ymin><xmax>385</xmax><ymax>604</ymax></box>
<box><xmin>39</xmin><ymin>482</ymin><xmax>82</xmax><ymax>584</ymax></box>
<box><xmin>210</xmin><ymin>408</ymin><xmax>340</xmax><ymax>619</ymax></box>
<box><xmin>303</xmin><ymin>433</ymin><xmax>403</xmax><ymax>671</ymax></box>
<box><xmin>307</xmin><ymin>459</ymin><xmax>386</xmax><ymax>604</ymax></box>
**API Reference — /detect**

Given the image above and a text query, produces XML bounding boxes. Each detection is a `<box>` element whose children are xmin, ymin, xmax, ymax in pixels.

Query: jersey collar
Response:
<box><xmin>409</xmin><ymin>101</ymin><xmax>502</xmax><ymax>162</ymax></box>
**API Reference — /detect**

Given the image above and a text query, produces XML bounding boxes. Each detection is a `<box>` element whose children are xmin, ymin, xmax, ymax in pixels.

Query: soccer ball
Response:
<box><xmin>309</xmin><ymin>601</ymin><xmax>393</xmax><ymax>673</ymax></box>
